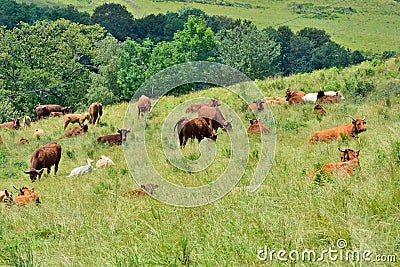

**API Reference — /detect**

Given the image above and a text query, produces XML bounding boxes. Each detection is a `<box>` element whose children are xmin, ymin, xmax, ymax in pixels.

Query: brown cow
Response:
<box><xmin>24</xmin><ymin>142</ymin><xmax>62</xmax><ymax>182</ymax></box>
<box><xmin>313</xmin><ymin>104</ymin><xmax>327</xmax><ymax>115</ymax></box>
<box><xmin>138</xmin><ymin>95</ymin><xmax>151</xmax><ymax>118</ymax></box>
<box><xmin>63</xmin><ymin>113</ymin><xmax>90</xmax><ymax>130</ymax></box>
<box><xmin>35</xmin><ymin>104</ymin><xmax>70</xmax><ymax>120</ymax></box>
<box><xmin>123</xmin><ymin>184</ymin><xmax>159</xmax><ymax>197</ymax></box>
<box><xmin>13</xmin><ymin>187</ymin><xmax>41</xmax><ymax>205</ymax></box>
<box><xmin>179</xmin><ymin>117</ymin><xmax>217</xmax><ymax>147</ymax></box>
<box><xmin>185</xmin><ymin>98</ymin><xmax>221</xmax><ymax>113</ymax></box>
<box><xmin>49</xmin><ymin>111</ymin><xmax>64</xmax><ymax>117</ymax></box>
<box><xmin>247</xmin><ymin>99</ymin><xmax>264</xmax><ymax>113</ymax></box>
<box><xmin>247</xmin><ymin>118</ymin><xmax>270</xmax><ymax>134</ymax></box>
<box><xmin>61</xmin><ymin>124</ymin><xmax>88</xmax><ymax>138</ymax></box>
<box><xmin>96</xmin><ymin>129</ymin><xmax>130</xmax><ymax>146</ymax></box>
<box><xmin>197</xmin><ymin>106</ymin><xmax>232</xmax><ymax>131</ymax></box>
<box><xmin>0</xmin><ymin>118</ymin><xmax>20</xmax><ymax>129</ymax></box>
<box><xmin>285</xmin><ymin>88</ymin><xmax>306</xmax><ymax>104</ymax></box>
<box><xmin>309</xmin><ymin>115</ymin><xmax>366</xmax><ymax>143</ymax></box>
<box><xmin>316</xmin><ymin>90</ymin><xmax>340</xmax><ymax>104</ymax></box>
<box><xmin>16</xmin><ymin>138</ymin><xmax>29</xmax><ymax>145</ymax></box>
<box><xmin>89</xmin><ymin>102</ymin><xmax>103</xmax><ymax>124</ymax></box>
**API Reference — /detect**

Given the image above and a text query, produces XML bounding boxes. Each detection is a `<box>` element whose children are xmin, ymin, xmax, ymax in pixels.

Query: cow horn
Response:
<box><xmin>36</xmin><ymin>168</ymin><xmax>44</xmax><ymax>174</ymax></box>
<box><xmin>24</xmin><ymin>170</ymin><xmax>31</xmax><ymax>174</ymax></box>
<box><xmin>229</xmin><ymin>118</ymin><xmax>233</xmax><ymax>123</ymax></box>
<box><xmin>338</xmin><ymin>147</ymin><xmax>345</xmax><ymax>152</ymax></box>
<box><xmin>345</xmin><ymin>115</ymin><xmax>355</xmax><ymax>121</ymax></box>
<box><xmin>362</xmin><ymin>116</ymin><xmax>366</xmax><ymax>121</ymax></box>
<box><xmin>13</xmin><ymin>185</ymin><xmax>18</xmax><ymax>190</ymax></box>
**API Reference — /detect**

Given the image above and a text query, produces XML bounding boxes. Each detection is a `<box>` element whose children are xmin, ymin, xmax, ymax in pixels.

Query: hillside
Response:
<box><xmin>0</xmin><ymin>58</ymin><xmax>399</xmax><ymax>265</ymax></box>
<box><xmin>16</xmin><ymin>0</ymin><xmax>400</xmax><ymax>52</ymax></box>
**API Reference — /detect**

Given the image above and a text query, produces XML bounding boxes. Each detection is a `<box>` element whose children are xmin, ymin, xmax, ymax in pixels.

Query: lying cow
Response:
<box><xmin>35</xmin><ymin>104</ymin><xmax>70</xmax><ymax>120</ymax></box>
<box><xmin>13</xmin><ymin>187</ymin><xmax>41</xmax><ymax>205</ymax></box>
<box><xmin>138</xmin><ymin>95</ymin><xmax>151</xmax><ymax>118</ymax></box>
<box><xmin>96</xmin><ymin>129</ymin><xmax>130</xmax><ymax>146</ymax></box>
<box><xmin>310</xmin><ymin>115</ymin><xmax>366</xmax><ymax>143</ymax></box>
<box><xmin>67</xmin><ymin>158</ymin><xmax>93</xmax><ymax>177</ymax></box>
<box><xmin>185</xmin><ymin>98</ymin><xmax>221</xmax><ymax>113</ymax></box>
<box><xmin>0</xmin><ymin>118</ymin><xmax>20</xmax><ymax>129</ymax></box>
<box><xmin>24</xmin><ymin>142</ymin><xmax>62</xmax><ymax>182</ymax></box>
<box><xmin>89</xmin><ymin>102</ymin><xmax>103</xmax><ymax>124</ymax></box>
<box><xmin>49</xmin><ymin>112</ymin><xmax>64</xmax><ymax>117</ymax></box>
<box><xmin>63</xmin><ymin>113</ymin><xmax>90</xmax><ymax>130</ymax></box>
<box><xmin>247</xmin><ymin>99</ymin><xmax>264</xmax><ymax>113</ymax></box>
<box><xmin>16</xmin><ymin>138</ymin><xmax>29</xmax><ymax>145</ymax></box>
<box><xmin>247</xmin><ymin>118</ymin><xmax>270</xmax><ymax>134</ymax></box>
<box><xmin>123</xmin><ymin>183</ymin><xmax>159</xmax><ymax>197</ymax></box>
<box><xmin>263</xmin><ymin>96</ymin><xmax>285</xmax><ymax>105</ymax></box>
<box><xmin>32</xmin><ymin>129</ymin><xmax>45</xmax><ymax>137</ymax></box>
<box><xmin>179</xmin><ymin>117</ymin><xmax>217</xmax><ymax>147</ymax></box>
<box><xmin>61</xmin><ymin>124</ymin><xmax>88</xmax><ymax>138</ymax></box>
<box><xmin>313</xmin><ymin>104</ymin><xmax>327</xmax><ymax>116</ymax></box>
<box><xmin>316</xmin><ymin>90</ymin><xmax>340</xmax><ymax>104</ymax></box>
<box><xmin>303</xmin><ymin>90</ymin><xmax>345</xmax><ymax>103</ymax></box>
<box><xmin>286</xmin><ymin>88</ymin><xmax>306</xmax><ymax>104</ymax></box>
<box><xmin>96</xmin><ymin>155</ymin><xmax>114</xmax><ymax>168</ymax></box>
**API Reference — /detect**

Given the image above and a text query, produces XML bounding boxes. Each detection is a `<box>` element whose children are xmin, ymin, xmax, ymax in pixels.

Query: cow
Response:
<box><xmin>309</xmin><ymin>148</ymin><xmax>361</xmax><ymax>179</ymax></box>
<box><xmin>35</xmin><ymin>104</ymin><xmax>70</xmax><ymax>120</ymax></box>
<box><xmin>197</xmin><ymin>106</ymin><xmax>232</xmax><ymax>131</ymax></box>
<box><xmin>89</xmin><ymin>102</ymin><xmax>103</xmax><ymax>125</ymax></box>
<box><xmin>13</xmin><ymin>187</ymin><xmax>41</xmax><ymax>205</ymax></box>
<box><xmin>23</xmin><ymin>116</ymin><xmax>31</xmax><ymax>128</ymax></box>
<box><xmin>247</xmin><ymin>99</ymin><xmax>264</xmax><ymax>113</ymax></box>
<box><xmin>16</xmin><ymin>138</ymin><xmax>29</xmax><ymax>145</ymax></box>
<box><xmin>185</xmin><ymin>98</ymin><xmax>221</xmax><ymax>113</ymax></box>
<box><xmin>0</xmin><ymin>118</ymin><xmax>20</xmax><ymax>129</ymax></box>
<box><xmin>303</xmin><ymin>90</ymin><xmax>345</xmax><ymax>103</ymax></box>
<box><xmin>316</xmin><ymin>90</ymin><xmax>340</xmax><ymax>104</ymax></box>
<box><xmin>247</xmin><ymin>118</ymin><xmax>270</xmax><ymax>134</ymax></box>
<box><xmin>24</xmin><ymin>142</ymin><xmax>62</xmax><ymax>182</ymax></box>
<box><xmin>286</xmin><ymin>88</ymin><xmax>306</xmax><ymax>104</ymax></box>
<box><xmin>49</xmin><ymin>111</ymin><xmax>64</xmax><ymax>117</ymax></box>
<box><xmin>313</xmin><ymin>104</ymin><xmax>327</xmax><ymax>116</ymax></box>
<box><xmin>263</xmin><ymin>96</ymin><xmax>285</xmax><ymax>105</ymax></box>
<box><xmin>310</xmin><ymin>115</ymin><xmax>366</xmax><ymax>143</ymax></box>
<box><xmin>61</xmin><ymin>124</ymin><xmax>88</xmax><ymax>138</ymax></box>
<box><xmin>123</xmin><ymin>183</ymin><xmax>159</xmax><ymax>197</ymax></box>
<box><xmin>32</xmin><ymin>129</ymin><xmax>45</xmax><ymax>137</ymax></box>
<box><xmin>63</xmin><ymin>113</ymin><xmax>90</xmax><ymax>130</ymax></box>
<box><xmin>96</xmin><ymin>155</ymin><xmax>114</xmax><ymax>169</ymax></box>
<box><xmin>67</xmin><ymin>158</ymin><xmax>93</xmax><ymax>177</ymax></box>
<box><xmin>179</xmin><ymin>117</ymin><xmax>217</xmax><ymax>147</ymax></box>
<box><xmin>137</xmin><ymin>95</ymin><xmax>151</xmax><ymax>118</ymax></box>
<box><xmin>96</xmin><ymin>129</ymin><xmax>131</xmax><ymax>146</ymax></box>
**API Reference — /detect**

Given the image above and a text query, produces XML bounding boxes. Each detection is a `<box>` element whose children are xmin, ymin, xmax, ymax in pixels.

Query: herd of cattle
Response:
<box><xmin>0</xmin><ymin>87</ymin><xmax>367</xmax><ymax>207</ymax></box>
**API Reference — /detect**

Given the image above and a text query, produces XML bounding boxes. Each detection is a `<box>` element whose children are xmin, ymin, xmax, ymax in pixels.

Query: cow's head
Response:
<box><xmin>210</xmin><ymin>98</ymin><xmax>221</xmax><ymax>107</ymax></box>
<box><xmin>338</xmin><ymin>148</ymin><xmax>360</xmax><ymax>162</ymax></box>
<box><xmin>13</xmin><ymin>118</ymin><xmax>20</xmax><ymax>129</ymax></box>
<box><xmin>222</xmin><ymin>119</ymin><xmax>233</xmax><ymax>131</ymax></box>
<box><xmin>249</xmin><ymin>118</ymin><xmax>260</xmax><ymax>125</ymax></box>
<box><xmin>285</xmin><ymin>88</ymin><xmax>294</xmax><ymax>101</ymax></box>
<box><xmin>347</xmin><ymin>115</ymin><xmax>366</xmax><ymax>134</ymax></box>
<box><xmin>254</xmin><ymin>100</ymin><xmax>264</xmax><ymax>111</ymax></box>
<box><xmin>141</xmin><ymin>183</ymin><xmax>159</xmax><ymax>195</ymax></box>
<box><xmin>24</xmin><ymin>168</ymin><xmax>44</xmax><ymax>182</ymax></box>
<box><xmin>317</xmin><ymin>90</ymin><xmax>325</xmax><ymax>99</ymax></box>
<box><xmin>117</xmin><ymin>129</ymin><xmax>131</xmax><ymax>142</ymax></box>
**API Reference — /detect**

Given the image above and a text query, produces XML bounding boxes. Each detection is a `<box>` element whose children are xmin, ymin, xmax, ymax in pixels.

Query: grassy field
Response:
<box><xmin>16</xmin><ymin>0</ymin><xmax>400</xmax><ymax>52</ymax></box>
<box><xmin>1</xmin><ymin>57</ymin><xmax>399</xmax><ymax>265</ymax></box>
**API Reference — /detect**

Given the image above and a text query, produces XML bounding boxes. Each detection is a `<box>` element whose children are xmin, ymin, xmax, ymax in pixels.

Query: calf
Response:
<box><xmin>96</xmin><ymin>129</ymin><xmax>131</xmax><ymax>146</ymax></box>
<box><xmin>49</xmin><ymin>111</ymin><xmax>64</xmax><ymax>117</ymax></box>
<box><xmin>16</xmin><ymin>138</ymin><xmax>29</xmax><ymax>145</ymax></box>
<box><xmin>67</xmin><ymin>158</ymin><xmax>93</xmax><ymax>177</ymax></box>
<box><xmin>0</xmin><ymin>118</ymin><xmax>20</xmax><ymax>129</ymax></box>
<box><xmin>138</xmin><ymin>95</ymin><xmax>151</xmax><ymax>118</ymax></box>
<box><xmin>63</xmin><ymin>113</ymin><xmax>90</xmax><ymax>130</ymax></box>
<box><xmin>89</xmin><ymin>102</ymin><xmax>103</xmax><ymax>124</ymax></box>
<box><xmin>96</xmin><ymin>155</ymin><xmax>114</xmax><ymax>168</ymax></box>
<box><xmin>179</xmin><ymin>117</ymin><xmax>217</xmax><ymax>147</ymax></box>
<box><xmin>263</xmin><ymin>96</ymin><xmax>285</xmax><ymax>105</ymax></box>
<box><xmin>61</xmin><ymin>124</ymin><xmax>88</xmax><ymax>138</ymax></box>
<box><xmin>286</xmin><ymin>88</ymin><xmax>306</xmax><ymax>104</ymax></box>
<box><xmin>185</xmin><ymin>98</ymin><xmax>221</xmax><ymax>113</ymax></box>
<box><xmin>247</xmin><ymin>99</ymin><xmax>264</xmax><ymax>113</ymax></box>
<box><xmin>310</xmin><ymin>116</ymin><xmax>366</xmax><ymax>143</ymax></box>
<box><xmin>313</xmin><ymin>104</ymin><xmax>327</xmax><ymax>115</ymax></box>
<box><xmin>13</xmin><ymin>187</ymin><xmax>41</xmax><ymax>205</ymax></box>
<box><xmin>23</xmin><ymin>116</ymin><xmax>31</xmax><ymax>127</ymax></box>
<box><xmin>123</xmin><ymin>183</ymin><xmax>158</xmax><ymax>197</ymax></box>
<box><xmin>247</xmin><ymin>118</ymin><xmax>270</xmax><ymax>134</ymax></box>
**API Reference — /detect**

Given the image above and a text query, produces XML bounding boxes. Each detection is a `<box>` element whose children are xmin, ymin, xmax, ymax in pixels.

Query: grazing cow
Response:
<box><xmin>89</xmin><ymin>102</ymin><xmax>103</xmax><ymax>125</ymax></box>
<box><xmin>263</xmin><ymin>96</ymin><xmax>285</xmax><ymax>105</ymax></box>
<box><xmin>179</xmin><ymin>117</ymin><xmax>217</xmax><ymax>147</ymax></box>
<box><xmin>137</xmin><ymin>95</ymin><xmax>151</xmax><ymax>118</ymax></box>
<box><xmin>24</xmin><ymin>142</ymin><xmax>62</xmax><ymax>182</ymax></box>
<box><xmin>32</xmin><ymin>129</ymin><xmax>45</xmax><ymax>137</ymax></box>
<box><xmin>23</xmin><ymin>116</ymin><xmax>31</xmax><ymax>128</ymax></box>
<box><xmin>96</xmin><ymin>155</ymin><xmax>114</xmax><ymax>169</ymax></box>
<box><xmin>35</xmin><ymin>104</ymin><xmax>70</xmax><ymax>120</ymax></box>
<box><xmin>63</xmin><ymin>113</ymin><xmax>90</xmax><ymax>130</ymax></box>
<box><xmin>61</xmin><ymin>124</ymin><xmax>88</xmax><ymax>138</ymax></box>
<box><xmin>0</xmin><ymin>118</ymin><xmax>20</xmax><ymax>129</ymax></box>
<box><xmin>310</xmin><ymin>115</ymin><xmax>366</xmax><ymax>143</ymax></box>
<box><xmin>247</xmin><ymin>118</ymin><xmax>270</xmax><ymax>134</ymax></box>
<box><xmin>313</xmin><ymin>104</ymin><xmax>327</xmax><ymax>115</ymax></box>
<box><xmin>0</xmin><ymin>190</ymin><xmax>13</xmax><ymax>203</ymax></box>
<box><xmin>16</xmin><ymin>138</ymin><xmax>29</xmax><ymax>145</ymax></box>
<box><xmin>247</xmin><ymin>99</ymin><xmax>264</xmax><ymax>113</ymax></box>
<box><xmin>316</xmin><ymin>90</ymin><xmax>340</xmax><ymax>104</ymax></box>
<box><xmin>123</xmin><ymin>183</ymin><xmax>159</xmax><ymax>197</ymax></box>
<box><xmin>174</xmin><ymin>117</ymin><xmax>191</xmax><ymax>137</ymax></box>
<box><xmin>198</xmin><ymin>106</ymin><xmax>232</xmax><ymax>131</ymax></box>
<box><xmin>96</xmin><ymin>129</ymin><xmax>131</xmax><ymax>146</ymax></box>
<box><xmin>13</xmin><ymin>187</ymin><xmax>41</xmax><ymax>205</ymax></box>
<box><xmin>286</xmin><ymin>88</ymin><xmax>306</xmax><ymax>104</ymax></box>
<box><xmin>67</xmin><ymin>158</ymin><xmax>93</xmax><ymax>177</ymax></box>
<box><xmin>185</xmin><ymin>98</ymin><xmax>221</xmax><ymax>113</ymax></box>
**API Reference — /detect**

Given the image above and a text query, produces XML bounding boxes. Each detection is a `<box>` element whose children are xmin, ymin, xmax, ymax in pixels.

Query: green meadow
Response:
<box><xmin>1</xmin><ymin>57</ymin><xmax>399</xmax><ymax>265</ymax></box>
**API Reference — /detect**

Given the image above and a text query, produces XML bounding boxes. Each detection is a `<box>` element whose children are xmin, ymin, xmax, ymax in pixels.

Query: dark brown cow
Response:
<box><xmin>179</xmin><ymin>117</ymin><xmax>217</xmax><ymax>147</ymax></box>
<box><xmin>310</xmin><ymin>115</ymin><xmax>366</xmax><ymax>143</ymax></box>
<box><xmin>247</xmin><ymin>118</ymin><xmax>270</xmax><ymax>134</ymax></box>
<box><xmin>89</xmin><ymin>102</ymin><xmax>103</xmax><ymax>124</ymax></box>
<box><xmin>61</xmin><ymin>124</ymin><xmax>88</xmax><ymax>138</ymax></box>
<box><xmin>138</xmin><ymin>95</ymin><xmax>151</xmax><ymax>118</ymax></box>
<box><xmin>96</xmin><ymin>129</ymin><xmax>130</xmax><ymax>146</ymax></box>
<box><xmin>198</xmin><ymin>106</ymin><xmax>232</xmax><ymax>131</ymax></box>
<box><xmin>0</xmin><ymin>118</ymin><xmax>20</xmax><ymax>129</ymax></box>
<box><xmin>24</xmin><ymin>142</ymin><xmax>62</xmax><ymax>182</ymax></box>
<box><xmin>313</xmin><ymin>104</ymin><xmax>327</xmax><ymax>115</ymax></box>
<box><xmin>123</xmin><ymin>184</ymin><xmax>159</xmax><ymax>197</ymax></box>
<box><xmin>247</xmin><ymin>99</ymin><xmax>264</xmax><ymax>113</ymax></box>
<box><xmin>316</xmin><ymin>90</ymin><xmax>340</xmax><ymax>104</ymax></box>
<box><xmin>35</xmin><ymin>104</ymin><xmax>70</xmax><ymax>120</ymax></box>
<box><xmin>185</xmin><ymin>98</ymin><xmax>221</xmax><ymax>113</ymax></box>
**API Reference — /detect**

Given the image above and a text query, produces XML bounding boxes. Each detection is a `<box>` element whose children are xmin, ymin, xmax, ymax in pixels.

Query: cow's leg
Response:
<box><xmin>47</xmin><ymin>167</ymin><xmax>51</xmax><ymax>174</ymax></box>
<box><xmin>54</xmin><ymin>163</ymin><xmax>58</xmax><ymax>175</ymax></box>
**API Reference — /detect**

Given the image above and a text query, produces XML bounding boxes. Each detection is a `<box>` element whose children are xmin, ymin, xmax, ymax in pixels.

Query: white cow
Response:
<box><xmin>96</xmin><ymin>155</ymin><xmax>114</xmax><ymax>169</ymax></box>
<box><xmin>303</xmin><ymin>90</ymin><xmax>345</xmax><ymax>103</ymax></box>
<box><xmin>67</xmin><ymin>158</ymin><xmax>93</xmax><ymax>177</ymax></box>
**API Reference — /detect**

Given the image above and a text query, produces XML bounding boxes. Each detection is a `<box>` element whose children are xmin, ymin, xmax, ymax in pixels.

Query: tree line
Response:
<box><xmin>0</xmin><ymin>1</ymin><xmax>395</xmax><ymax>121</ymax></box>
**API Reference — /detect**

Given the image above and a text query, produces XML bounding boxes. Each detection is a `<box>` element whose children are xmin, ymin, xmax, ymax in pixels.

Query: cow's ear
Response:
<box><xmin>140</xmin><ymin>184</ymin><xmax>145</xmax><ymax>189</ymax></box>
<box><xmin>117</xmin><ymin>129</ymin><xmax>121</xmax><ymax>133</ymax></box>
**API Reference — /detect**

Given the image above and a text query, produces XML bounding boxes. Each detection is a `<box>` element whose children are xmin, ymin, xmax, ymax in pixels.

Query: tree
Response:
<box><xmin>297</xmin><ymin>27</ymin><xmax>330</xmax><ymax>47</ymax></box>
<box><xmin>312</xmin><ymin>41</ymin><xmax>350</xmax><ymax>69</ymax></box>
